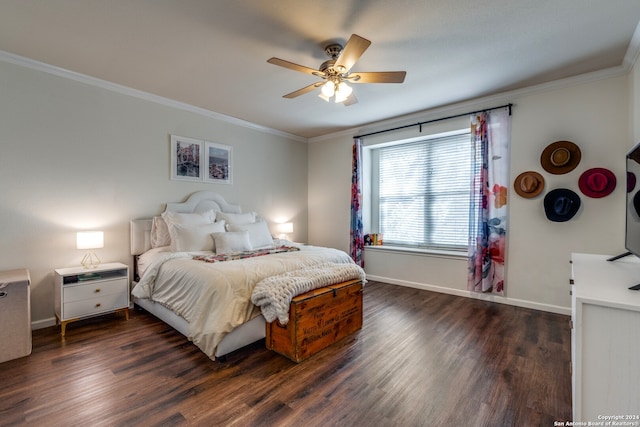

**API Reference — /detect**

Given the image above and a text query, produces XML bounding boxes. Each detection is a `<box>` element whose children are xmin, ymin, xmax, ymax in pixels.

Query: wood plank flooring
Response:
<box><xmin>0</xmin><ymin>281</ymin><xmax>572</xmax><ymax>426</ymax></box>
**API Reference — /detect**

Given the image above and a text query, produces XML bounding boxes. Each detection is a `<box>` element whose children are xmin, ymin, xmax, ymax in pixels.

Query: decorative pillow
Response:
<box><xmin>227</xmin><ymin>221</ymin><xmax>274</xmax><ymax>249</ymax></box>
<box><xmin>212</xmin><ymin>231</ymin><xmax>252</xmax><ymax>254</ymax></box>
<box><xmin>150</xmin><ymin>216</ymin><xmax>170</xmax><ymax>248</ymax></box>
<box><xmin>168</xmin><ymin>221</ymin><xmax>226</xmax><ymax>252</ymax></box>
<box><xmin>216</xmin><ymin>211</ymin><xmax>257</xmax><ymax>225</ymax></box>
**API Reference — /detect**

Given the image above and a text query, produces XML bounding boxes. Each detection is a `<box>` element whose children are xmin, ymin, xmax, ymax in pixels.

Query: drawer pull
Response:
<box><xmin>95</xmin><ymin>303</ymin><xmax>101</xmax><ymax>308</ymax></box>
<box><xmin>94</xmin><ymin>288</ymin><xmax>101</xmax><ymax>293</ymax></box>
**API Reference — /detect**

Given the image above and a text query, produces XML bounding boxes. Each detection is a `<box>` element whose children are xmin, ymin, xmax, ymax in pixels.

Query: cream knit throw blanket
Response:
<box><xmin>251</xmin><ymin>262</ymin><xmax>366</xmax><ymax>325</ymax></box>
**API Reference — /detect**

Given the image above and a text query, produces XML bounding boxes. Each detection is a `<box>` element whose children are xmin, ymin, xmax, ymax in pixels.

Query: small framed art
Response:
<box><xmin>205</xmin><ymin>141</ymin><xmax>232</xmax><ymax>184</ymax></box>
<box><xmin>170</xmin><ymin>135</ymin><xmax>204</xmax><ymax>182</ymax></box>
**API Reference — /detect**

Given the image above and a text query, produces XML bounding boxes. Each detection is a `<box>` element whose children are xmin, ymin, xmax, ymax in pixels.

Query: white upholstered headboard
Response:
<box><xmin>130</xmin><ymin>191</ymin><xmax>242</xmax><ymax>256</ymax></box>
<box><xmin>164</xmin><ymin>191</ymin><xmax>242</xmax><ymax>215</ymax></box>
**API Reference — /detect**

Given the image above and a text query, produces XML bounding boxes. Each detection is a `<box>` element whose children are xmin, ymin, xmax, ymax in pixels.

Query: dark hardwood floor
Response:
<box><xmin>0</xmin><ymin>281</ymin><xmax>572</xmax><ymax>427</ymax></box>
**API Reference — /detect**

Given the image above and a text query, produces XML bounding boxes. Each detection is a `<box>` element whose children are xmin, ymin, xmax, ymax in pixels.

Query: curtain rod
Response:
<box><xmin>353</xmin><ymin>103</ymin><xmax>513</xmax><ymax>139</ymax></box>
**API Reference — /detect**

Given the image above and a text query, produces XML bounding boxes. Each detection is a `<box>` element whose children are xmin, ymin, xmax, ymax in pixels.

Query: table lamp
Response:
<box><xmin>277</xmin><ymin>222</ymin><xmax>294</xmax><ymax>240</ymax></box>
<box><xmin>77</xmin><ymin>231</ymin><xmax>104</xmax><ymax>269</ymax></box>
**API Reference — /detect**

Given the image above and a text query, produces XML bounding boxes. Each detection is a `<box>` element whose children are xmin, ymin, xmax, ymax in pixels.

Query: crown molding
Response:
<box><xmin>624</xmin><ymin>21</ymin><xmax>640</xmax><ymax>70</ymax></box>
<box><xmin>0</xmin><ymin>50</ymin><xmax>307</xmax><ymax>143</ymax></box>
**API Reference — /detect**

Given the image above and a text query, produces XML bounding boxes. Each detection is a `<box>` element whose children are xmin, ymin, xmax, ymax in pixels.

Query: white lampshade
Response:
<box><xmin>77</xmin><ymin>231</ymin><xmax>104</xmax><ymax>250</ymax></box>
<box><xmin>278</xmin><ymin>222</ymin><xmax>294</xmax><ymax>234</ymax></box>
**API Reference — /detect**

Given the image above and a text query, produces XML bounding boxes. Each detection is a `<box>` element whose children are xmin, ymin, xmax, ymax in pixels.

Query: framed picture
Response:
<box><xmin>170</xmin><ymin>135</ymin><xmax>204</xmax><ymax>182</ymax></box>
<box><xmin>205</xmin><ymin>141</ymin><xmax>232</xmax><ymax>184</ymax></box>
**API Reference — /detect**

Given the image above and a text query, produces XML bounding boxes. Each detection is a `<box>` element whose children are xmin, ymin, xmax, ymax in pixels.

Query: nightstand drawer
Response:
<box><xmin>63</xmin><ymin>291</ymin><xmax>128</xmax><ymax>319</ymax></box>
<box><xmin>63</xmin><ymin>278</ymin><xmax>128</xmax><ymax>303</ymax></box>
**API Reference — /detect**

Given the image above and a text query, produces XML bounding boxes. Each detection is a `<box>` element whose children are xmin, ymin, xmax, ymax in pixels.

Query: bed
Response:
<box><xmin>130</xmin><ymin>191</ymin><xmax>365</xmax><ymax>360</ymax></box>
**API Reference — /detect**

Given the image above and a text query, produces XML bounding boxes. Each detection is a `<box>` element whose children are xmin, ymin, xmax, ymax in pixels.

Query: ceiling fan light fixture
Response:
<box><xmin>318</xmin><ymin>92</ymin><xmax>331</xmax><ymax>102</ymax></box>
<box><xmin>321</xmin><ymin>81</ymin><xmax>335</xmax><ymax>97</ymax></box>
<box><xmin>334</xmin><ymin>81</ymin><xmax>352</xmax><ymax>103</ymax></box>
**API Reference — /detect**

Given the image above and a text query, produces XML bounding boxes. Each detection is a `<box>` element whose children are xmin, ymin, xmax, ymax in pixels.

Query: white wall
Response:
<box><xmin>633</xmin><ymin>54</ymin><xmax>640</xmax><ymax>143</ymax></box>
<box><xmin>0</xmin><ymin>59</ymin><xmax>308</xmax><ymax>326</ymax></box>
<box><xmin>308</xmin><ymin>74</ymin><xmax>631</xmax><ymax>314</ymax></box>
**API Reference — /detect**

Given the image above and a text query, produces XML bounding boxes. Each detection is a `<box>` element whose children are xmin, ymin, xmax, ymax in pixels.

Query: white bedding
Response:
<box><xmin>131</xmin><ymin>244</ymin><xmax>355</xmax><ymax>360</ymax></box>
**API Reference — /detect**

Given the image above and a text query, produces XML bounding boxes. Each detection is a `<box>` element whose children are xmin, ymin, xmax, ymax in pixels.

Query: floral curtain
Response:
<box><xmin>467</xmin><ymin>109</ymin><xmax>511</xmax><ymax>295</ymax></box>
<box><xmin>350</xmin><ymin>138</ymin><xmax>364</xmax><ymax>267</ymax></box>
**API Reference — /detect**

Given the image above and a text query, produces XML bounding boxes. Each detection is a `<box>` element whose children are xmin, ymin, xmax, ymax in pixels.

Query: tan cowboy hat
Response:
<box><xmin>540</xmin><ymin>141</ymin><xmax>582</xmax><ymax>174</ymax></box>
<box><xmin>514</xmin><ymin>171</ymin><xmax>545</xmax><ymax>198</ymax></box>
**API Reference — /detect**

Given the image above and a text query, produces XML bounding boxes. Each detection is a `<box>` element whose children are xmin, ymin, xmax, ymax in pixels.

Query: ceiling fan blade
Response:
<box><xmin>343</xmin><ymin>93</ymin><xmax>358</xmax><ymax>106</ymax></box>
<box><xmin>334</xmin><ymin>34</ymin><xmax>371</xmax><ymax>72</ymax></box>
<box><xmin>283</xmin><ymin>82</ymin><xmax>324</xmax><ymax>99</ymax></box>
<box><xmin>267</xmin><ymin>57</ymin><xmax>324</xmax><ymax>76</ymax></box>
<box><xmin>348</xmin><ymin>71</ymin><xmax>406</xmax><ymax>83</ymax></box>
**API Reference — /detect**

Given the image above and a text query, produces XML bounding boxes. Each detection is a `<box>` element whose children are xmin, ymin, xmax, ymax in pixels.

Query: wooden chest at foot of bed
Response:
<box><xmin>265</xmin><ymin>279</ymin><xmax>363</xmax><ymax>363</ymax></box>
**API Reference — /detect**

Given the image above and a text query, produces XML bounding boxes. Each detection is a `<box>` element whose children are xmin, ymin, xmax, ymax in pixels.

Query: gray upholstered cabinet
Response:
<box><xmin>0</xmin><ymin>269</ymin><xmax>32</xmax><ymax>363</ymax></box>
<box><xmin>571</xmin><ymin>253</ymin><xmax>640</xmax><ymax>421</ymax></box>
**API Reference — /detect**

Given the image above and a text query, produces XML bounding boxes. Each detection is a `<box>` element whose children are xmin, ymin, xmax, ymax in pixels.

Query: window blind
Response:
<box><xmin>377</xmin><ymin>131</ymin><xmax>473</xmax><ymax>250</ymax></box>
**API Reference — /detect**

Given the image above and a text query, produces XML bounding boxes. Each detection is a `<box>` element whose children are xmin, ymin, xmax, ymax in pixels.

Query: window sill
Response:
<box><xmin>364</xmin><ymin>245</ymin><xmax>467</xmax><ymax>260</ymax></box>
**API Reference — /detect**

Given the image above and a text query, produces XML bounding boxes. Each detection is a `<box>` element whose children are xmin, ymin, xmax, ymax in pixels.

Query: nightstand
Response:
<box><xmin>54</xmin><ymin>262</ymin><xmax>129</xmax><ymax>337</ymax></box>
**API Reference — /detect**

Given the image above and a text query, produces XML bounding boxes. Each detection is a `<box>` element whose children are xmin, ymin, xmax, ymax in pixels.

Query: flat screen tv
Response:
<box><xmin>609</xmin><ymin>141</ymin><xmax>640</xmax><ymax>262</ymax></box>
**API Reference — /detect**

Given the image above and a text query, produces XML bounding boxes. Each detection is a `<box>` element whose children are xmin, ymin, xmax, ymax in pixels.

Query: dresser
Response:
<box><xmin>571</xmin><ymin>253</ymin><xmax>640</xmax><ymax>421</ymax></box>
<box><xmin>54</xmin><ymin>263</ymin><xmax>129</xmax><ymax>337</ymax></box>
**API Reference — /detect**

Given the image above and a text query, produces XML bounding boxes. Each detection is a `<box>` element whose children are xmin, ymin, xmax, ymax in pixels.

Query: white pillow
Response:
<box><xmin>162</xmin><ymin>210</ymin><xmax>216</xmax><ymax>227</ymax></box>
<box><xmin>227</xmin><ymin>221</ymin><xmax>274</xmax><ymax>249</ymax></box>
<box><xmin>168</xmin><ymin>221</ymin><xmax>226</xmax><ymax>252</ymax></box>
<box><xmin>150</xmin><ymin>216</ymin><xmax>170</xmax><ymax>248</ymax></box>
<box><xmin>212</xmin><ymin>231</ymin><xmax>252</xmax><ymax>254</ymax></box>
<box><xmin>216</xmin><ymin>211</ymin><xmax>256</xmax><ymax>225</ymax></box>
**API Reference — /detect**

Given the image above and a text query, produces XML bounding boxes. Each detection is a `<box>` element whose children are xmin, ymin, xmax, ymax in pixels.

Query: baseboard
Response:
<box><xmin>32</xmin><ymin>317</ymin><xmax>57</xmax><ymax>330</ymax></box>
<box><xmin>365</xmin><ymin>274</ymin><xmax>571</xmax><ymax>316</ymax></box>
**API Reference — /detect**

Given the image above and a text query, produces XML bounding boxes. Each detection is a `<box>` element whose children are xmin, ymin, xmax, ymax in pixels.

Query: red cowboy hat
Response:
<box><xmin>578</xmin><ymin>168</ymin><xmax>616</xmax><ymax>198</ymax></box>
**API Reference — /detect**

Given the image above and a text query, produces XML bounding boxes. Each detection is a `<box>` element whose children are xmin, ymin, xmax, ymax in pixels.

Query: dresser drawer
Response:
<box><xmin>63</xmin><ymin>278</ymin><xmax>128</xmax><ymax>303</ymax></box>
<box><xmin>63</xmin><ymin>291</ymin><xmax>128</xmax><ymax>319</ymax></box>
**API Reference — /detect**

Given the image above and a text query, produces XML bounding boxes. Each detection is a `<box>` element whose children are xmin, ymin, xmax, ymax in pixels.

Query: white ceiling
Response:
<box><xmin>1</xmin><ymin>0</ymin><xmax>640</xmax><ymax>139</ymax></box>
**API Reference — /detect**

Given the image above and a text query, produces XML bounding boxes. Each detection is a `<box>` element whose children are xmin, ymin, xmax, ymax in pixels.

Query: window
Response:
<box><xmin>369</xmin><ymin>129</ymin><xmax>474</xmax><ymax>251</ymax></box>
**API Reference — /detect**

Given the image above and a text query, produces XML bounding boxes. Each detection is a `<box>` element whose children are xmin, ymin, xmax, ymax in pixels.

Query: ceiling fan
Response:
<box><xmin>267</xmin><ymin>34</ymin><xmax>406</xmax><ymax>106</ymax></box>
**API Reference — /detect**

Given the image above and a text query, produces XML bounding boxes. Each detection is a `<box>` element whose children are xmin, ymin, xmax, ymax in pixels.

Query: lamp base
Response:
<box><xmin>81</xmin><ymin>251</ymin><xmax>101</xmax><ymax>269</ymax></box>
